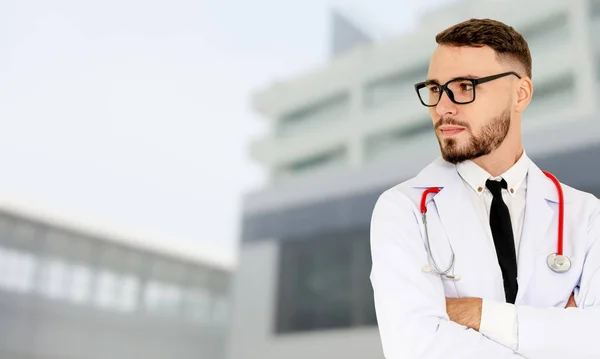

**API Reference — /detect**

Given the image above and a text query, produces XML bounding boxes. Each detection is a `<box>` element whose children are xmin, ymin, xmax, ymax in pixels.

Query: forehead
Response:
<box><xmin>427</xmin><ymin>45</ymin><xmax>505</xmax><ymax>82</ymax></box>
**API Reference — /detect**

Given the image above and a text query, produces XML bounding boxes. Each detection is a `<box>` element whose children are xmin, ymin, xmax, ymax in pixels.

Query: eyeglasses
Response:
<box><xmin>414</xmin><ymin>71</ymin><xmax>521</xmax><ymax>107</ymax></box>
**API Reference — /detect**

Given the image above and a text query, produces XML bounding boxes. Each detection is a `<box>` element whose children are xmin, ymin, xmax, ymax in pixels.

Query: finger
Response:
<box><xmin>565</xmin><ymin>293</ymin><xmax>577</xmax><ymax>308</ymax></box>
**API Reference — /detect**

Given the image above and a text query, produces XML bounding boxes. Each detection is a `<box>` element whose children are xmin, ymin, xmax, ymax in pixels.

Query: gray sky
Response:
<box><xmin>0</xmin><ymin>0</ymin><xmax>457</xmax><ymax>263</ymax></box>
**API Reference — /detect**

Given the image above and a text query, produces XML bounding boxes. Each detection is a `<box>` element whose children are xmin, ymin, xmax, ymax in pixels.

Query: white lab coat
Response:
<box><xmin>370</xmin><ymin>156</ymin><xmax>600</xmax><ymax>359</ymax></box>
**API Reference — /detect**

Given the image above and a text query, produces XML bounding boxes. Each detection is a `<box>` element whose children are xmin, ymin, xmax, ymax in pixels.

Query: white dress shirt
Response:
<box><xmin>455</xmin><ymin>151</ymin><xmax>530</xmax><ymax>349</ymax></box>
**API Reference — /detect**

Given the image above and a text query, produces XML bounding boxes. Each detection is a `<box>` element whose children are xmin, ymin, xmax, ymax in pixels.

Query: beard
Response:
<box><xmin>436</xmin><ymin>108</ymin><xmax>511</xmax><ymax>164</ymax></box>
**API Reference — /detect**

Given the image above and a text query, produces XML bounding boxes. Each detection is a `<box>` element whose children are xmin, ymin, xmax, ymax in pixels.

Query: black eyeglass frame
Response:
<box><xmin>414</xmin><ymin>71</ymin><xmax>522</xmax><ymax>107</ymax></box>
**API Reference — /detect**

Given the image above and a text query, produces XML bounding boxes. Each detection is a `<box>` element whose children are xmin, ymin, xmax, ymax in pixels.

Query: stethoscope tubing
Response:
<box><xmin>420</xmin><ymin>171</ymin><xmax>566</xmax><ymax>277</ymax></box>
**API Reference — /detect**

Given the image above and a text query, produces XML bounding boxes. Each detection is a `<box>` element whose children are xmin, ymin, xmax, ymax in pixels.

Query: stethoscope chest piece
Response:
<box><xmin>547</xmin><ymin>253</ymin><xmax>571</xmax><ymax>273</ymax></box>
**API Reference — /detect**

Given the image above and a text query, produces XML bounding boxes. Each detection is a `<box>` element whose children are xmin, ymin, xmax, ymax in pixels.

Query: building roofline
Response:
<box><xmin>0</xmin><ymin>193</ymin><xmax>236</xmax><ymax>271</ymax></box>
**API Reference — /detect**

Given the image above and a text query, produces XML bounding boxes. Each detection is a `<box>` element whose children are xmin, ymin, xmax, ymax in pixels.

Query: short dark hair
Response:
<box><xmin>435</xmin><ymin>18</ymin><xmax>532</xmax><ymax>79</ymax></box>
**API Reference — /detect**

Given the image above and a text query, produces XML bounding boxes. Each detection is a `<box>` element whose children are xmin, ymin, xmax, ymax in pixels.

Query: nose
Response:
<box><xmin>435</xmin><ymin>89</ymin><xmax>458</xmax><ymax>118</ymax></box>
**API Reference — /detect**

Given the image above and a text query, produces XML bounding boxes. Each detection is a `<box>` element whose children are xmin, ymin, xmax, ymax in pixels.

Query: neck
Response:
<box><xmin>472</xmin><ymin>141</ymin><xmax>524</xmax><ymax>177</ymax></box>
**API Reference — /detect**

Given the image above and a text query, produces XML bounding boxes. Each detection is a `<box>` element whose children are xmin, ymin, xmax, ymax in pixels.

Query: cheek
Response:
<box><xmin>467</xmin><ymin>125</ymin><xmax>481</xmax><ymax>137</ymax></box>
<box><xmin>460</xmin><ymin>105</ymin><xmax>488</xmax><ymax>130</ymax></box>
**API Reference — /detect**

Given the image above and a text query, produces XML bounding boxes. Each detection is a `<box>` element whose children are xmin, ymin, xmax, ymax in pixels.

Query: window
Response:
<box><xmin>592</xmin><ymin>0</ymin><xmax>600</xmax><ymax>17</ymax></box>
<box><xmin>94</xmin><ymin>270</ymin><xmax>140</xmax><ymax>312</ymax></box>
<box><xmin>527</xmin><ymin>73</ymin><xmax>575</xmax><ymax>117</ymax></box>
<box><xmin>118</xmin><ymin>275</ymin><xmax>139</xmax><ymax>312</ymax></box>
<box><xmin>91</xmin><ymin>244</ymin><xmax>143</xmax><ymax>312</ymax></box>
<box><xmin>144</xmin><ymin>281</ymin><xmax>182</xmax><ymax>316</ymax></box>
<box><xmin>365</xmin><ymin>118</ymin><xmax>432</xmax><ymax>161</ymax></box>
<box><xmin>182</xmin><ymin>287</ymin><xmax>212</xmax><ymax>323</ymax></box>
<box><xmin>276</xmin><ymin>229</ymin><xmax>375</xmax><ymax>333</ymax></box>
<box><xmin>277</xmin><ymin>93</ymin><xmax>350</xmax><ymax>137</ymax></box>
<box><xmin>36</xmin><ymin>231</ymin><xmax>103</xmax><ymax>305</ymax></box>
<box><xmin>95</xmin><ymin>270</ymin><xmax>119</xmax><ymax>308</ymax></box>
<box><xmin>364</xmin><ymin>64</ymin><xmax>429</xmax><ymax>109</ymax></box>
<box><xmin>282</xmin><ymin>146</ymin><xmax>347</xmax><ymax>176</ymax></box>
<box><xmin>67</xmin><ymin>264</ymin><xmax>92</xmax><ymax>304</ymax></box>
<box><xmin>38</xmin><ymin>258</ymin><xmax>68</xmax><ymax>299</ymax></box>
<box><xmin>519</xmin><ymin>13</ymin><xmax>569</xmax><ymax>55</ymax></box>
<box><xmin>0</xmin><ymin>245</ymin><xmax>37</xmax><ymax>293</ymax></box>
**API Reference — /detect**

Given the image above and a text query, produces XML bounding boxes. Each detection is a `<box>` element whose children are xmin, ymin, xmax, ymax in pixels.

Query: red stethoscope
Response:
<box><xmin>420</xmin><ymin>170</ymin><xmax>570</xmax><ymax>280</ymax></box>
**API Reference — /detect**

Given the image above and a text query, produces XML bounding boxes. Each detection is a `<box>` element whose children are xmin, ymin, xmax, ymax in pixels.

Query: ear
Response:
<box><xmin>514</xmin><ymin>76</ymin><xmax>533</xmax><ymax>113</ymax></box>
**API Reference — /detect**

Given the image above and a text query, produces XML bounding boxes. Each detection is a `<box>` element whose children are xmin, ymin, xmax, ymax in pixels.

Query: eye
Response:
<box><xmin>458</xmin><ymin>82</ymin><xmax>474</xmax><ymax>91</ymax></box>
<box><xmin>426</xmin><ymin>84</ymin><xmax>440</xmax><ymax>93</ymax></box>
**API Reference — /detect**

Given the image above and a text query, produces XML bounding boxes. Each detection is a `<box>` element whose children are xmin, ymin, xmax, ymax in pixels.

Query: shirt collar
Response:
<box><xmin>456</xmin><ymin>151</ymin><xmax>529</xmax><ymax>197</ymax></box>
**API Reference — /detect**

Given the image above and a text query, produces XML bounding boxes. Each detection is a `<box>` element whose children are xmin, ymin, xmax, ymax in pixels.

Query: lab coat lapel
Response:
<box><xmin>515</xmin><ymin>161</ymin><xmax>559</xmax><ymax>302</ymax></box>
<box><xmin>416</xmin><ymin>160</ymin><xmax>505</xmax><ymax>298</ymax></box>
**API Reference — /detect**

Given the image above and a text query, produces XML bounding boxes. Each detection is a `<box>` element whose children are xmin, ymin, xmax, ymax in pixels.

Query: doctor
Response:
<box><xmin>369</xmin><ymin>18</ymin><xmax>600</xmax><ymax>359</ymax></box>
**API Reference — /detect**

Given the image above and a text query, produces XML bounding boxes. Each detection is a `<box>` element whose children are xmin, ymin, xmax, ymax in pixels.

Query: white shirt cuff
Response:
<box><xmin>479</xmin><ymin>299</ymin><xmax>518</xmax><ymax>350</ymax></box>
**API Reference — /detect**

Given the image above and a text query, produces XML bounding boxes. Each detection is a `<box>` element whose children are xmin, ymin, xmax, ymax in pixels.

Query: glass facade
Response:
<box><xmin>592</xmin><ymin>0</ymin><xmax>600</xmax><ymax>16</ymax></box>
<box><xmin>364</xmin><ymin>117</ymin><xmax>432</xmax><ymax>161</ymax></box>
<box><xmin>519</xmin><ymin>12</ymin><xmax>569</xmax><ymax>55</ymax></box>
<box><xmin>0</xmin><ymin>219</ymin><xmax>227</xmax><ymax>324</ymax></box>
<box><xmin>526</xmin><ymin>72</ymin><xmax>575</xmax><ymax>118</ymax></box>
<box><xmin>280</xmin><ymin>146</ymin><xmax>348</xmax><ymax>177</ymax></box>
<box><xmin>364</xmin><ymin>64</ymin><xmax>429</xmax><ymax>109</ymax></box>
<box><xmin>277</xmin><ymin>93</ymin><xmax>350</xmax><ymax>137</ymax></box>
<box><xmin>0</xmin><ymin>211</ymin><xmax>230</xmax><ymax>359</ymax></box>
<box><xmin>276</xmin><ymin>229</ymin><xmax>376</xmax><ymax>333</ymax></box>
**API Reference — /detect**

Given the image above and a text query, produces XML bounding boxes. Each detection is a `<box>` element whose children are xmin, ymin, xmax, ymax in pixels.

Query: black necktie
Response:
<box><xmin>486</xmin><ymin>179</ymin><xmax>518</xmax><ymax>303</ymax></box>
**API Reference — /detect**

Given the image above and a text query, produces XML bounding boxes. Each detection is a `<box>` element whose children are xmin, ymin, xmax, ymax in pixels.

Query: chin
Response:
<box><xmin>441</xmin><ymin>137</ymin><xmax>463</xmax><ymax>149</ymax></box>
<box><xmin>439</xmin><ymin>141</ymin><xmax>470</xmax><ymax>163</ymax></box>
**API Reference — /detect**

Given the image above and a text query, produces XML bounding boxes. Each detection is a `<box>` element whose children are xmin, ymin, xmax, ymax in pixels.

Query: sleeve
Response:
<box><xmin>512</xmin><ymin>200</ymin><xmax>600</xmax><ymax>359</ymax></box>
<box><xmin>479</xmin><ymin>299</ymin><xmax>518</xmax><ymax>350</ymax></box>
<box><xmin>369</xmin><ymin>190</ymin><xmax>524</xmax><ymax>359</ymax></box>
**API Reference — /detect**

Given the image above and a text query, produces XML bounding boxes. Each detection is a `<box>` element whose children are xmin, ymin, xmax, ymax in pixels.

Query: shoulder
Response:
<box><xmin>562</xmin><ymin>183</ymin><xmax>599</xmax><ymax>211</ymax></box>
<box><xmin>561</xmin><ymin>183</ymin><xmax>600</xmax><ymax>225</ymax></box>
<box><xmin>372</xmin><ymin>183</ymin><xmax>418</xmax><ymax>219</ymax></box>
<box><xmin>371</xmin><ymin>157</ymin><xmax>451</xmax><ymax>216</ymax></box>
<box><xmin>562</xmin><ymin>183</ymin><xmax>598</xmax><ymax>204</ymax></box>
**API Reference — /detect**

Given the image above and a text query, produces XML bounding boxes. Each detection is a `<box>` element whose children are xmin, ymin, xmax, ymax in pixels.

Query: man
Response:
<box><xmin>369</xmin><ymin>18</ymin><xmax>600</xmax><ymax>359</ymax></box>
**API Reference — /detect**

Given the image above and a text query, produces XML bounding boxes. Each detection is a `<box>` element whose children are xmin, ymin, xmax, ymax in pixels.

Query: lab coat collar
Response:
<box><xmin>409</xmin><ymin>155</ymin><xmax>564</xmax><ymax>203</ymax></box>
<box><xmin>501</xmin><ymin>151</ymin><xmax>529</xmax><ymax>196</ymax></box>
<box><xmin>455</xmin><ymin>151</ymin><xmax>529</xmax><ymax>198</ymax></box>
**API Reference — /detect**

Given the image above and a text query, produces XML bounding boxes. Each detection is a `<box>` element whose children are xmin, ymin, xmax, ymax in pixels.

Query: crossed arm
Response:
<box><xmin>445</xmin><ymin>292</ymin><xmax>577</xmax><ymax>333</ymax></box>
<box><xmin>443</xmin><ymin>292</ymin><xmax>588</xmax><ymax>359</ymax></box>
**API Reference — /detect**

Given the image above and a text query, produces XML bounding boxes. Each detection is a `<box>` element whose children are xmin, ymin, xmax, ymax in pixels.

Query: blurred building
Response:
<box><xmin>233</xmin><ymin>0</ymin><xmax>600</xmax><ymax>358</ymax></box>
<box><xmin>0</xmin><ymin>198</ymin><xmax>232</xmax><ymax>359</ymax></box>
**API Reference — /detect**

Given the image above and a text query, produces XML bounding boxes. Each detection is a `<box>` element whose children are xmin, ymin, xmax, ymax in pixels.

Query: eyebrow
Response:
<box><xmin>425</xmin><ymin>74</ymin><xmax>482</xmax><ymax>83</ymax></box>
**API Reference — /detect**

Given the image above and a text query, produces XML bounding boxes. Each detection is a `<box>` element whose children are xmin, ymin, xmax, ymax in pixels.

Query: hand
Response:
<box><xmin>565</xmin><ymin>292</ymin><xmax>577</xmax><ymax>308</ymax></box>
<box><xmin>445</xmin><ymin>297</ymin><xmax>482</xmax><ymax>331</ymax></box>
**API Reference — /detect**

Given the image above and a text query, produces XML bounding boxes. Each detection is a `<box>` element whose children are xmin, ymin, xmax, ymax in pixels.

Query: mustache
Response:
<box><xmin>435</xmin><ymin>117</ymin><xmax>471</xmax><ymax>130</ymax></box>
